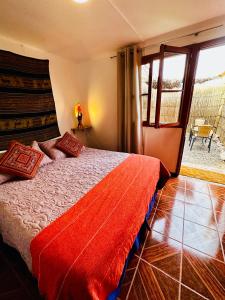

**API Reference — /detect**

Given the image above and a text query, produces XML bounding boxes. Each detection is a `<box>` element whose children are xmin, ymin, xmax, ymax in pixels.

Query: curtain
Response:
<box><xmin>117</xmin><ymin>46</ymin><xmax>143</xmax><ymax>154</ymax></box>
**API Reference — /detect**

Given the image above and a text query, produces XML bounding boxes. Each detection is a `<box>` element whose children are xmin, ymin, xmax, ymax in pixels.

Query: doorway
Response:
<box><xmin>141</xmin><ymin>37</ymin><xmax>225</xmax><ymax>182</ymax></box>
<box><xmin>181</xmin><ymin>44</ymin><xmax>225</xmax><ymax>183</ymax></box>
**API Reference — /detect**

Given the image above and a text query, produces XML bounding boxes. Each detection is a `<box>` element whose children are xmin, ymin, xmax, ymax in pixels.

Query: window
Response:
<box><xmin>141</xmin><ymin>45</ymin><xmax>190</xmax><ymax>128</ymax></box>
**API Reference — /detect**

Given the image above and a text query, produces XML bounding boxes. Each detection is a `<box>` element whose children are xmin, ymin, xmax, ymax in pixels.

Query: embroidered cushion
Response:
<box><xmin>56</xmin><ymin>132</ymin><xmax>84</xmax><ymax>157</ymax></box>
<box><xmin>0</xmin><ymin>142</ymin><xmax>44</xmax><ymax>179</ymax></box>
<box><xmin>31</xmin><ymin>141</ymin><xmax>53</xmax><ymax>167</ymax></box>
<box><xmin>39</xmin><ymin>138</ymin><xmax>67</xmax><ymax>160</ymax></box>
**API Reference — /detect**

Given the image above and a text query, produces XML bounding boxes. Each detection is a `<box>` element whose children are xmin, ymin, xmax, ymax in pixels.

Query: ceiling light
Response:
<box><xmin>73</xmin><ymin>0</ymin><xmax>89</xmax><ymax>3</ymax></box>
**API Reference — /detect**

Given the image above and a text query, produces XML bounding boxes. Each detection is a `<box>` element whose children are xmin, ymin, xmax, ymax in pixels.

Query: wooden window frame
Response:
<box><xmin>142</xmin><ymin>45</ymin><xmax>191</xmax><ymax>128</ymax></box>
<box><xmin>141</xmin><ymin>36</ymin><xmax>225</xmax><ymax>129</ymax></box>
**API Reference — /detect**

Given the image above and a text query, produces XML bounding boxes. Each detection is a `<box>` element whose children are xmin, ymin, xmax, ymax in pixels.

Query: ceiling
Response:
<box><xmin>0</xmin><ymin>0</ymin><xmax>225</xmax><ymax>62</ymax></box>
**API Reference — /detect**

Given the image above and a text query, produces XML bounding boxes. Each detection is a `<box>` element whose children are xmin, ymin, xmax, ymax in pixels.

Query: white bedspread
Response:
<box><xmin>0</xmin><ymin>148</ymin><xmax>128</xmax><ymax>270</ymax></box>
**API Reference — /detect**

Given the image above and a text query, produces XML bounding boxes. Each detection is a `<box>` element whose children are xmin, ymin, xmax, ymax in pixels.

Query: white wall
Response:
<box><xmin>75</xmin><ymin>57</ymin><xmax>118</xmax><ymax>151</ymax></box>
<box><xmin>0</xmin><ymin>34</ymin><xmax>80</xmax><ymax>135</ymax></box>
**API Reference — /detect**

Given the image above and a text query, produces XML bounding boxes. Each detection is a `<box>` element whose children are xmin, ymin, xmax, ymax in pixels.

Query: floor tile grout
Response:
<box><xmin>140</xmin><ymin>249</ymin><xmax>214</xmax><ymax>300</ymax></box>
<box><xmin>155</xmin><ymin>206</ymin><xmax>219</xmax><ymax>233</ymax></box>
<box><xmin>178</xmin><ymin>179</ymin><xmax>186</xmax><ymax>300</ymax></box>
<box><xmin>138</xmin><ymin>269</ymin><xmax>151</xmax><ymax>300</ymax></box>
<box><xmin>149</xmin><ymin>229</ymin><xmax>225</xmax><ymax>265</ymax></box>
<box><xmin>210</xmin><ymin>185</ymin><xmax>225</xmax><ymax>263</ymax></box>
<box><xmin>125</xmin><ymin>234</ymin><xmax>147</xmax><ymax>300</ymax></box>
<box><xmin>140</xmin><ymin>257</ymin><xmax>181</xmax><ymax>284</ymax></box>
<box><xmin>181</xmin><ymin>245</ymin><xmax>225</xmax><ymax>264</ymax></box>
<box><xmin>180</xmin><ymin>283</ymin><xmax>210</xmax><ymax>300</ymax></box>
<box><xmin>139</xmin><ymin>256</ymin><xmax>208</xmax><ymax>300</ymax></box>
<box><xmin>145</xmin><ymin>202</ymin><xmax>225</xmax><ymax>265</ymax></box>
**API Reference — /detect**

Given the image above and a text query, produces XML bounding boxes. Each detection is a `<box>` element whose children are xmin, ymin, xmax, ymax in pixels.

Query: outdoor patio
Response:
<box><xmin>182</xmin><ymin>135</ymin><xmax>225</xmax><ymax>174</ymax></box>
<box><xmin>181</xmin><ymin>74</ymin><xmax>225</xmax><ymax>176</ymax></box>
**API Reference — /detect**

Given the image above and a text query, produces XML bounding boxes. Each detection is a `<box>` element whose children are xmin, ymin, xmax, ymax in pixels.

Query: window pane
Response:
<box><xmin>159</xmin><ymin>54</ymin><xmax>186</xmax><ymax>124</ymax></box>
<box><xmin>141</xmin><ymin>95</ymin><xmax>148</xmax><ymax>121</ymax></box>
<box><xmin>141</xmin><ymin>63</ymin><xmax>149</xmax><ymax>121</ymax></box>
<box><xmin>141</xmin><ymin>63</ymin><xmax>150</xmax><ymax>94</ymax></box>
<box><xmin>162</xmin><ymin>54</ymin><xmax>186</xmax><ymax>88</ymax></box>
<box><xmin>150</xmin><ymin>89</ymin><xmax>157</xmax><ymax>124</ymax></box>
<box><xmin>152</xmin><ymin>60</ymin><xmax>159</xmax><ymax>89</ymax></box>
<box><xmin>160</xmin><ymin>91</ymin><xmax>182</xmax><ymax>123</ymax></box>
<box><xmin>150</xmin><ymin>60</ymin><xmax>159</xmax><ymax>123</ymax></box>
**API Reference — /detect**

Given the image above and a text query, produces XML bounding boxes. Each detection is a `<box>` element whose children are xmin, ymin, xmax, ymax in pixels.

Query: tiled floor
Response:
<box><xmin>0</xmin><ymin>176</ymin><xmax>224</xmax><ymax>300</ymax></box>
<box><xmin>119</xmin><ymin>176</ymin><xmax>225</xmax><ymax>300</ymax></box>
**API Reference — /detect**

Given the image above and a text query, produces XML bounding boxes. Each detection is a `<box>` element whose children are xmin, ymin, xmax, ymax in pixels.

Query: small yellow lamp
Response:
<box><xmin>74</xmin><ymin>103</ymin><xmax>83</xmax><ymax>129</ymax></box>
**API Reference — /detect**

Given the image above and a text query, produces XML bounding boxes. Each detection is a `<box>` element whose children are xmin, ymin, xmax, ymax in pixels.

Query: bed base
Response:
<box><xmin>108</xmin><ymin>191</ymin><xmax>157</xmax><ymax>300</ymax></box>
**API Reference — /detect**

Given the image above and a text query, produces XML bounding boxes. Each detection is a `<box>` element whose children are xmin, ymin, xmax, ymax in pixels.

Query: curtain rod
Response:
<box><xmin>110</xmin><ymin>24</ymin><xmax>223</xmax><ymax>59</ymax></box>
<box><xmin>142</xmin><ymin>24</ymin><xmax>223</xmax><ymax>50</ymax></box>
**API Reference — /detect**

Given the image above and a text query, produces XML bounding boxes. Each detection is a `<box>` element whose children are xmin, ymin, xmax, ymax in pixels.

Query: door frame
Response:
<box><xmin>141</xmin><ymin>36</ymin><xmax>225</xmax><ymax>176</ymax></box>
<box><xmin>176</xmin><ymin>36</ymin><xmax>225</xmax><ymax>175</ymax></box>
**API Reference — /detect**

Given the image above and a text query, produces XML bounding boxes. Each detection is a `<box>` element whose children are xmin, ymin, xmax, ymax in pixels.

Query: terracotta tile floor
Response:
<box><xmin>119</xmin><ymin>176</ymin><xmax>225</xmax><ymax>300</ymax></box>
<box><xmin>0</xmin><ymin>176</ymin><xmax>224</xmax><ymax>300</ymax></box>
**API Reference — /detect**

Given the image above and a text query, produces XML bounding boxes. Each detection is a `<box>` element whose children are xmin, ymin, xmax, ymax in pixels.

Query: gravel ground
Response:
<box><xmin>182</xmin><ymin>135</ymin><xmax>225</xmax><ymax>174</ymax></box>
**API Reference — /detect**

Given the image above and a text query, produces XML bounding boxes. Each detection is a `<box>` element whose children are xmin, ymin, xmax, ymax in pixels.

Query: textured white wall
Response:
<box><xmin>72</xmin><ymin>57</ymin><xmax>118</xmax><ymax>151</ymax></box>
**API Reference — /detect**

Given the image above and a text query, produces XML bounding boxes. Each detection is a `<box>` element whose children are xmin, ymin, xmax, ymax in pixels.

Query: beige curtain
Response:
<box><xmin>117</xmin><ymin>46</ymin><xmax>143</xmax><ymax>154</ymax></box>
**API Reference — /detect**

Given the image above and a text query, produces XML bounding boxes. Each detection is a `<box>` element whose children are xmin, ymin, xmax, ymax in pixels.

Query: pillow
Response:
<box><xmin>56</xmin><ymin>132</ymin><xmax>84</xmax><ymax>157</ymax></box>
<box><xmin>0</xmin><ymin>141</ymin><xmax>44</xmax><ymax>179</ymax></box>
<box><xmin>0</xmin><ymin>152</ymin><xmax>14</xmax><ymax>184</ymax></box>
<box><xmin>0</xmin><ymin>172</ymin><xmax>13</xmax><ymax>184</ymax></box>
<box><xmin>39</xmin><ymin>138</ymin><xmax>67</xmax><ymax>160</ymax></box>
<box><xmin>31</xmin><ymin>141</ymin><xmax>53</xmax><ymax>167</ymax></box>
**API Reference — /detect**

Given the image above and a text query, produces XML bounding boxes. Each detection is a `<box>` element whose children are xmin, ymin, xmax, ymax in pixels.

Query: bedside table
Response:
<box><xmin>71</xmin><ymin>126</ymin><xmax>92</xmax><ymax>134</ymax></box>
<box><xmin>71</xmin><ymin>126</ymin><xmax>92</xmax><ymax>146</ymax></box>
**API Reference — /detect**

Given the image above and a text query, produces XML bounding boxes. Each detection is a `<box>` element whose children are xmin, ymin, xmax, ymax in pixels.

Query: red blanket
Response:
<box><xmin>30</xmin><ymin>154</ymin><xmax>170</xmax><ymax>300</ymax></box>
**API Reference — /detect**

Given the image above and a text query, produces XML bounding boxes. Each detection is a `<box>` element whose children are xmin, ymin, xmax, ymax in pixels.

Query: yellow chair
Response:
<box><xmin>189</xmin><ymin>118</ymin><xmax>205</xmax><ymax>142</ymax></box>
<box><xmin>190</xmin><ymin>125</ymin><xmax>213</xmax><ymax>152</ymax></box>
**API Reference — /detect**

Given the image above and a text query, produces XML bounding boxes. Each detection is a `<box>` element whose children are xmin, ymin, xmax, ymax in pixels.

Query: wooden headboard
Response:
<box><xmin>0</xmin><ymin>50</ymin><xmax>60</xmax><ymax>151</ymax></box>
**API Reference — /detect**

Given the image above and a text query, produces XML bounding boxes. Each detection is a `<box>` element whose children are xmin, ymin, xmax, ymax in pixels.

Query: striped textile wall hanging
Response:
<box><xmin>0</xmin><ymin>50</ymin><xmax>60</xmax><ymax>151</ymax></box>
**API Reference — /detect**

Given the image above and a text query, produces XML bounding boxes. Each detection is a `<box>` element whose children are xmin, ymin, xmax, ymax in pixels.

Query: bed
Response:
<box><xmin>0</xmin><ymin>148</ymin><xmax>129</xmax><ymax>269</ymax></box>
<box><xmin>0</xmin><ymin>146</ymin><xmax>169</xmax><ymax>299</ymax></box>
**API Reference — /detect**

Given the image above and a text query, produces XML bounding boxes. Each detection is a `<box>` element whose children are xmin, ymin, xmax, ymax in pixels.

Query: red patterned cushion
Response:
<box><xmin>56</xmin><ymin>132</ymin><xmax>84</xmax><ymax>157</ymax></box>
<box><xmin>0</xmin><ymin>142</ymin><xmax>44</xmax><ymax>179</ymax></box>
<box><xmin>39</xmin><ymin>138</ymin><xmax>67</xmax><ymax>160</ymax></box>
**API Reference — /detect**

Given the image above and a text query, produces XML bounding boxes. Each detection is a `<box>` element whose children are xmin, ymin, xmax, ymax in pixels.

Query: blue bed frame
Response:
<box><xmin>108</xmin><ymin>191</ymin><xmax>157</xmax><ymax>300</ymax></box>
